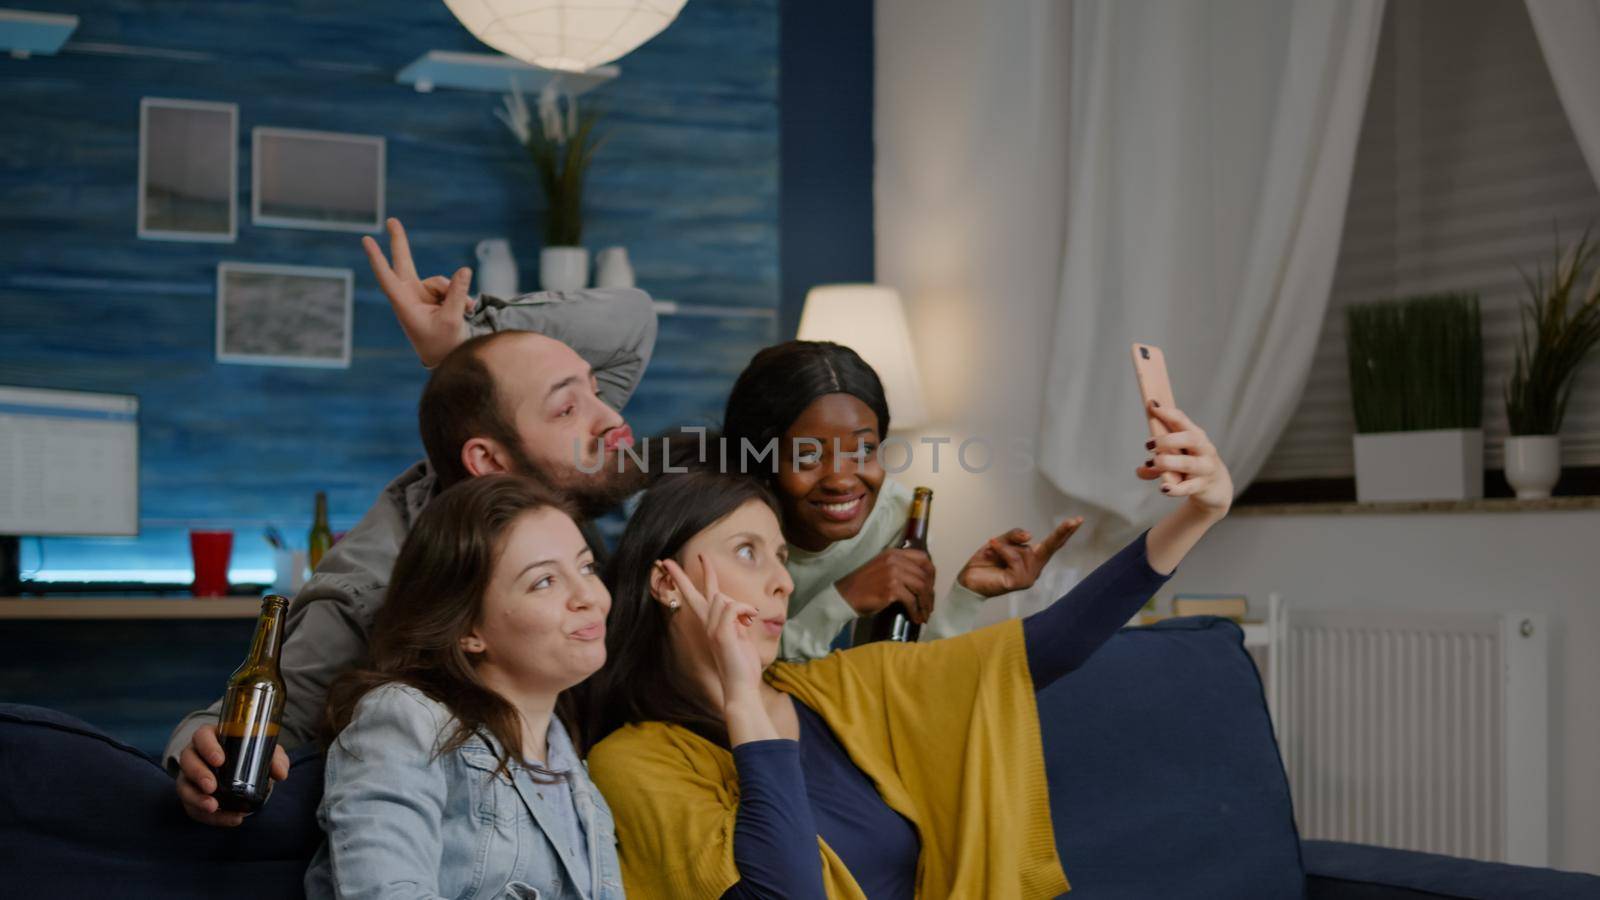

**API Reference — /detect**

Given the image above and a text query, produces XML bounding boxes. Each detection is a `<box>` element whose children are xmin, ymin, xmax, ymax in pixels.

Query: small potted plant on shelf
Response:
<box><xmin>1347</xmin><ymin>293</ymin><xmax>1484</xmax><ymax>503</ymax></box>
<box><xmin>1503</xmin><ymin>229</ymin><xmax>1600</xmax><ymax>499</ymax></box>
<box><xmin>498</xmin><ymin>81</ymin><xmax>606</xmax><ymax>291</ymax></box>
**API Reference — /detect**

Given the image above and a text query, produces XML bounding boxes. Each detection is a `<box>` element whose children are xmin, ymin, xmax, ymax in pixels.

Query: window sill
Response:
<box><xmin>1235</xmin><ymin>466</ymin><xmax>1600</xmax><ymax>511</ymax></box>
<box><xmin>1231</xmin><ymin>495</ymin><xmax>1600</xmax><ymax>517</ymax></box>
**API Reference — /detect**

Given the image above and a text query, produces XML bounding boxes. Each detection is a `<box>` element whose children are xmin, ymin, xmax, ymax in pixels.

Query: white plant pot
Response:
<box><xmin>595</xmin><ymin>246</ymin><xmax>636</xmax><ymax>288</ymax></box>
<box><xmin>474</xmin><ymin>238</ymin><xmax>519</xmax><ymax>298</ymax></box>
<box><xmin>540</xmin><ymin>246</ymin><xmax>589</xmax><ymax>291</ymax></box>
<box><xmin>1353</xmin><ymin>428</ymin><xmax>1483</xmax><ymax>503</ymax></box>
<box><xmin>1504</xmin><ymin>435</ymin><xmax>1561</xmax><ymax>500</ymax></box>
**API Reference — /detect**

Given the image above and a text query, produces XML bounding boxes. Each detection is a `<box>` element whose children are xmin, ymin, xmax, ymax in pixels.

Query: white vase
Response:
<box><xmin>1352</xmin><ymin>428</ymin><xmax>1483</xmax><ymax>503</ymax></box>
<box><xmin>595</xmin><ymin>246</ymin><xmax>635</xmax><ymax>288</ymax></box>
<box><xmin>1504</xmin><ymin>435</ymin><xmax>1561</xmax><ymax>499</ymax></box>
<box><xmin>540</xmin><ymin>246</ymin><xmax>589</xmax><ymax>291</ymax></box>
<box><xmin>474</xmin><ymin>238</ymin><xmax>518</xmax><ymax>298</ymax></box>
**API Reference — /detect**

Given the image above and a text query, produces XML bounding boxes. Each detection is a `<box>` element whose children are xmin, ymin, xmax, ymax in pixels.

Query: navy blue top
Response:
<box><xmin>721</xmin><ymin>531</ymin><xmax>1172</xmax><ymax>899</ymax></box>
<box><xmin>726</xmin><ymin>740</ymin><xmax>827</xmax><ymax>899</ymax></box>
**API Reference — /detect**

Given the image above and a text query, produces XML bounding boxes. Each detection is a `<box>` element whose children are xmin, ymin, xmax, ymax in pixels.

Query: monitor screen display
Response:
<box><xmin>0</xmin><ymin>385</ymin><xmax>138</xmax><ymax>537</ymax></box>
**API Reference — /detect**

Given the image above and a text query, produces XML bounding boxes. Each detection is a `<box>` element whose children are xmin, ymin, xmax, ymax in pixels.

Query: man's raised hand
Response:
<box><xmin>362</xmin><ymin>217</ymin><xmax>477</xmax><ymax>367</ymax></box>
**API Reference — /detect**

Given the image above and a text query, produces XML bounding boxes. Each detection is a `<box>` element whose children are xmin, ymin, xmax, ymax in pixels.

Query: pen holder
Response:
<box><xmin>271</xmin><ymin>549</ymin><xmax>308</xmax><ymax>597</ymax></box>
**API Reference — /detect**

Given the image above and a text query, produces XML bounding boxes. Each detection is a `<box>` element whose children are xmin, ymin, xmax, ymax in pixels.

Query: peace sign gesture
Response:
<box><xmin>956</xmin><ymin>516</ymin><xmax>1084</xmax><ymax>598</ymax></box>
<box><xmin>361</xmin><ymin>217</ymin><xmax>477</xmax><ymax>367</ymax></box>
<box><xmin>658</xmin><ymin>555</ymin><xmax>766</xmax><ymax>707</ymax></box>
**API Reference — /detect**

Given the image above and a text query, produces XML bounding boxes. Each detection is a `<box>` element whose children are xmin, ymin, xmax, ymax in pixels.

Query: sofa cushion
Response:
<box><xmin>0</xmin><ymin>703</ymin><xmax>324</xmax><ymax>899</ymax></box>
<box><xmin>1038</xmin><ymin>616</ymin><xmax>1306</xmax><ymax>899</ymax></box>
<box><xmin>1303</xmin><ymin>839</ymin><xmax>1600</xmax><ymax>899</ymax></box>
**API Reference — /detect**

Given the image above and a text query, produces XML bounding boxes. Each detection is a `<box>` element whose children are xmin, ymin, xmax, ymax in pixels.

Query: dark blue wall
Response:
<box><xmin>0</xmin><ymin>0</ymin><xmax>779</xmax><ymax>579</ymax></box>
<box><xmin>0</xmin><ymin>0</ymin><xmax>877</xmax><ymax>757</ymax></box>
<box><xmin>778</xmin><ymin>0</ymin><xmax>875</xmax><ymax>339</ymax></box>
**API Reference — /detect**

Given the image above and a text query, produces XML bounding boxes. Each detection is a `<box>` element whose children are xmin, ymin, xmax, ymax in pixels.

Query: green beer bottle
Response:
<box><xmin>211</xmin><ymin>594</ymin><xmax>289</xmax><ymax>813</ymax></box>
<box><xmin>308</xmin><ymin>491</ymin><xmax>333</xmax><ymax>571</ymax></box>
<box><xmin>853</xmin><ymin>487</ymin><xmax>933</xmax><ymax>645</ymax></box>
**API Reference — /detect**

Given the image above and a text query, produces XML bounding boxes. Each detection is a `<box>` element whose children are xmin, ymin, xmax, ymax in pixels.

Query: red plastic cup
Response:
<box><xmin>190</xmin><ymin>530</ymin><xmax>234</xmax><ymax>598</ymax></box>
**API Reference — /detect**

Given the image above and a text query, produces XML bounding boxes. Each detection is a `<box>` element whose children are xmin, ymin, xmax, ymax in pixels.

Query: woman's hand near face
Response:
<box><xmin>660</xmin><ymin>556</ymin><xmax>777</xmax><ymax>745</ymax></box>
<box><xmin>834</xmin><ymin>549</ymin><xmax>936</xmax><ymax>624</ymax></box>
<box><xmin>955</xmin><ymin>517</ymin><xmax>1083</xmax><ymax>598</ymax></box>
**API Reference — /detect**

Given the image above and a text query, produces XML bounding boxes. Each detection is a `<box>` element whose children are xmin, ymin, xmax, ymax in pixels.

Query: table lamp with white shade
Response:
<box><xmin>796</xmin><ymin>284</ymin><xmax>929</xmax><ymax>431</ymax></box>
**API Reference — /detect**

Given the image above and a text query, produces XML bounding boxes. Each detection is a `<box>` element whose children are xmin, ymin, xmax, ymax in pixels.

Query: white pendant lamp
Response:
<box><xmin>442</xmin><ymin>0</ymin><xmax>688</xmax><ymax>73</ymax></box>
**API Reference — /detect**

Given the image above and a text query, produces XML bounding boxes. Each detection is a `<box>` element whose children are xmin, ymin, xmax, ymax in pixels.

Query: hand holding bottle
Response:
<box><xmin>175</xmin><ymin>722</ymin><xmax>290</xmax><ymax>827</ymax></box>
<box><xmin>835</xmin><ymin>548</ymin><xmax>936</xmax><ymax>623</ymax></box>
<box><xmin>176</xmin><ymin>594</ymin><xmax>291</xmax><ymax>826</ymax></box>
<box><xmin>852</xmin><ymin>486</ymin><xmax>937</xmax><ymax>644</ymax></box>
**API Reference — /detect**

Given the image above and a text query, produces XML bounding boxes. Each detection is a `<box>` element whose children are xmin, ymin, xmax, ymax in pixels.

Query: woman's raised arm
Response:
<box><xmin>1024</xmin><ymin>401</ymin><xmax>1232</xmax><ymax>690</ymax></box>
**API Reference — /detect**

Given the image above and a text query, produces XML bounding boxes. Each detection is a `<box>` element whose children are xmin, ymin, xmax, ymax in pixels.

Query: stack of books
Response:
<box><xmin>1138</xmin><ymin>593</ymin><xmax>1249</xmax><ymax>625</ymax></box>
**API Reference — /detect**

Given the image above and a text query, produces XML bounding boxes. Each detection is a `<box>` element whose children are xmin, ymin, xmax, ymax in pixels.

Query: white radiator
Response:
<box><xmin>1273</xmin><ymin>607</ymin><xmax>1549</xmax><ymax>866</ymax></box>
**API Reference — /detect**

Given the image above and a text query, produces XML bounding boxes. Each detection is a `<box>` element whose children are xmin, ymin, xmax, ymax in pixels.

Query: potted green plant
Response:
<box><xmin>1503</xmin><ymin>229</ymin><xmax>1600</xmax><ymax>499</ymax></box>
<box><xmin>1347</xmin><ymin>294</ymin><xmax>1484</xmax><ymax>502</ymax></box>
<box><xmin>497</xmin><ymin>81</ymin><xmax>606</xmax><ymax>291</ymax></box>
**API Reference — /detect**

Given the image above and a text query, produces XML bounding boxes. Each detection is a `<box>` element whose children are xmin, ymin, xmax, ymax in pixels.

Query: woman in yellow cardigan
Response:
<box><xmin>586</xmin><ymin>400</ymin><xmax>1234</xmax><ymax>898</ymax></box>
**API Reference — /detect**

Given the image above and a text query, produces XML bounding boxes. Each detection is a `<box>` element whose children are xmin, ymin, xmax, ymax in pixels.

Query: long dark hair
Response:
<box><xmin>721</xmin><ymin>340</ymin><xmax>891</xmax><ymax>479</ymax></box>
<box><xmin>584</xmin><ymin>469</ymin><xmax>783</xmax><ymax>751</ymax></box>
<box><xmin>324</xmin><ymin>474</ymin><xmax>579</xmax><ymax>780</ymax></box>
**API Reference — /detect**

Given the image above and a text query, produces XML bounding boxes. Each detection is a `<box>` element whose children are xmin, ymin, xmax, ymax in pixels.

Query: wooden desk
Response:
<box><xmin>0</xmin><ymin>597</ymin><xmax>262</xmax><ymax>620</ymax></box>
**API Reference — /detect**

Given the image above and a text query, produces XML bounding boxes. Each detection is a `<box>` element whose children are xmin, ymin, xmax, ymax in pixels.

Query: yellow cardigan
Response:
<box><xmin>586</xmin><ymin>618</ymin><xmax>1069</xmax><ymax>898</ymax></box>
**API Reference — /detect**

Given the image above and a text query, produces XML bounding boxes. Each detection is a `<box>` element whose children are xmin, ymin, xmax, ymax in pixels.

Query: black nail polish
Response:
<box><xmin>1160</xmin><ymin>485</ymin><xmax>1170</xmax><ymax>493</ymax></box>
<box><xmin>1145</xmin><ymin>459</ymin><xmax>1154</xmax><ymax>468</ymax></box>
<box><xmin>1152</xmin><ymin>400</ymin><xmax>1161</xmax><ymax>407</ymax></box>
<box><xmin>1145</xmin><ymin>440</ymin><xmax>1156</xmax><ymax>450</ymax></box>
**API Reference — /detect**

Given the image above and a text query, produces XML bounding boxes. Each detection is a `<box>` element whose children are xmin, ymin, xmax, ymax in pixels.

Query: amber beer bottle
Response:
<box><xmin>308</xmin><ymin>491</ymin><xmax>333</xmax><ymax>571</ymax></box>
<box><xmin>853</xmin><ymin>487</ymin><xmax>933</xmax><ymax>645</ymax></box>
<box><xmin>212</xmin><ymin>594</ymin><xmax>289</xmax><ymax>813</ymax></box>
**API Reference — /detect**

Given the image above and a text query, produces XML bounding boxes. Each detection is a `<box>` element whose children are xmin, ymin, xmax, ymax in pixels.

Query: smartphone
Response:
<box><xmin>1130</xmin><ymin>342</ymin><xmax>1182</xmax><ymax>490</ymax></box>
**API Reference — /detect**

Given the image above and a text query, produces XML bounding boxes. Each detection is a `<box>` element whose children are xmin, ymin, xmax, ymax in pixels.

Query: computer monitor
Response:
<box><xmin>0</xmin><ymin>385</ymin><xmax>139</xmax><ymax>593</ymax></box>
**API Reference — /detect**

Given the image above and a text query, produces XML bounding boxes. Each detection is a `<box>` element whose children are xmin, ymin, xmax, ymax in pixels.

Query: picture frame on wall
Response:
<box><xmin>252</xmin><ymin>127</ymin><xmax>385</xmax><ymax>232</ymax></box>
<box><xmin>137</xmin><ymin>98</ymin><xmax>238</xmax><ymax>242</ymax></box>
<box><xmin>216</xmin><ymin>262</ymin><xmax>353</xmax><ymax>369</ymax></box>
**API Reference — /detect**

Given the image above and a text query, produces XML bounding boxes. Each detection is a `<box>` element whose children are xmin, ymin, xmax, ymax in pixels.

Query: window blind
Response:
<box><xmin>1258</xmin><ymin>0</ymin><xmax>1600</xmax><ymax>482</ymax></box>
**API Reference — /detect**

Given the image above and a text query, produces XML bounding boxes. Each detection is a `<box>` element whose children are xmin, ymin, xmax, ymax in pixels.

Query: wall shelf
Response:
<box><xmin>396</xmin><ymin>50</ymin><xmax>617</xmax><ymax>95</ymax></box>
<box><xmin>0</xmin><ymin>8</ymin><xmax>78</xmax><ymax>58</ymax></box>
<box><xmin>652</xmin><ymin>299</ymin><xmax>776</xmax><ymax>319</ymax></box>
<box><xmin>0</xmin><ymin>597</ymin><xmax>262</xmax><ymax>620</ymax></box>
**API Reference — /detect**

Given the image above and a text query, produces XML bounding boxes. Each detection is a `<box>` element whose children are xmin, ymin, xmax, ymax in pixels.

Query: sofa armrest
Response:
<box><xmin>1</xmin><ymin>703</ymin><xmax>323</xmax><ymax>899</ymax></box>
<box><xmin>1303</xmin><ymin>840</ymin><xmax>1600</xmax><ymax>899</ymax></box>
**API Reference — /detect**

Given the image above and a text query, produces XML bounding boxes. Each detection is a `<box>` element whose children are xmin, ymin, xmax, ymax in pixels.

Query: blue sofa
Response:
<box><xmin>3</xmin><ymin>617</ymin><xmax>1596</xmax><ymax>898</ymax></box>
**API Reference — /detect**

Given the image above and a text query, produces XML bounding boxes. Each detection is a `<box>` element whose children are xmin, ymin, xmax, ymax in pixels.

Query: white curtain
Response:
<box><xmin>1037</xmin><ymin>0</ymin><xmax>1386</xmax><ymax>530</ymax></box>
<box><xmin>1526</xmin><ymin>0</ymin><xmax>1600</xmax><ymax>189</ymax></box>
<box><xmin>875</xmin><ymin>0</ymin><xmax>1079</xmax><ymax>617</ymax></box>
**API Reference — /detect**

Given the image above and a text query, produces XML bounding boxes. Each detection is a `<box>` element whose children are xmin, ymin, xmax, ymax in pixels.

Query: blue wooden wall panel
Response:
<box><xmin>779</xmin><ymin>0</ymin><xmax>875</xmax><ymax>338</ymax></box>
<box><xmin>0</xmin><ymin>0</ymin><xmax>778</xmax><ymax>577</ymax></box>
